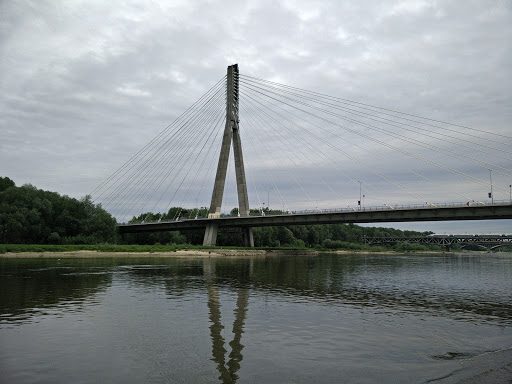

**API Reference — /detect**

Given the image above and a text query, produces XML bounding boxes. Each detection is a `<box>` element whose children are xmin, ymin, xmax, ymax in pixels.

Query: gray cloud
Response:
<box><xmin>1</xmin><ymin>0</ymin><xmax>511</xmax><ymax>232</ymax></box>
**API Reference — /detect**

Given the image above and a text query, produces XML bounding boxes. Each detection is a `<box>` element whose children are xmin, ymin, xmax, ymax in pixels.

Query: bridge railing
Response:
<box><xmin>291</xmin><ymin>200</ymin><xmax>511</xmax><ymax>214</ymax></box>
<box><xmin>121</xmin><ymin>200</ymin><xmax>511</xmax><ymax>225</ymax></box>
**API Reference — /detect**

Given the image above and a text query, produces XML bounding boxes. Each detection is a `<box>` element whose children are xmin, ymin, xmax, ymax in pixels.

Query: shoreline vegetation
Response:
<box><xmin>3</xmin><ymin>177</ymin><xmax>509</xmax><ymax>255</ymax></box>
<box><xmin>0</xmin><ymin>243</ymin><xmax>386</xmax><ymax>256</ymax></box>
<box><xmin>0</xmin><ymin>177</ymin><xmax>443</xmax><ymax>253</ymax></box>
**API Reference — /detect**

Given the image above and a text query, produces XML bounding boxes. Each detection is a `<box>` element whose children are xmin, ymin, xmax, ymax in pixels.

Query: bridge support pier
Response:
<box><xmin>203</xmin><ymin>224</ymin><xmax>254</xmax><ymax>247</ymax></box>
<box><xmin>203</xmin><ymin>223</ymin><xmax>219</xmax><ymax>246</ymax></box>
<box><xmin>441</xmin><ymin>245</ymin><xmax>451</xmax><ymax>252</ymax></box>
<box><xmin>242</xmin><ymin>227</ymin><xmax>254</xmax><ymax>247</ymax></box>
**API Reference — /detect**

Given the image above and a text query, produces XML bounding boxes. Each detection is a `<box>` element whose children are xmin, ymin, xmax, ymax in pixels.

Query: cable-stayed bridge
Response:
<box><xmin>91</xmin><ymin>64</ymin><xmax>512</xmax><ymax>247</ymax></box>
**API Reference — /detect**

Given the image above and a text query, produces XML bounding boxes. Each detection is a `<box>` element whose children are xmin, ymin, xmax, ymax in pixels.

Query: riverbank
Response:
<box><xmin>0</xmin><ymin>243</ymin><xmax>387</xmax><ymax>257</ymax></box>
<box><xmin>1</xmin><ymin>249</ymin><xmax>487</xmax><ymax>259</ymax></box>
<box><xmin>435</xmin><ymin>347</ymin><xmax>512</xmax><ymax>384</ymax></box>
<box><xmin>0</xmin><ymin>244</ymin><xmax>493</xmax><ymax>258</ymax></box>
<box><xmin>0</xmin><ymin>243</ymin><xmax>396</xmax><ymax>255</ymax></box>
<box><xmin>0</xmin><ymin>249</ymin><xmax>320</xmax><ymax>258</ymax></box>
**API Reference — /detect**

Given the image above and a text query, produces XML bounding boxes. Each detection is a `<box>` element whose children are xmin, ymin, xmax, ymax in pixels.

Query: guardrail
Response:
<box><xmin>289</xmin><ymin>200</ymin><xmax>511</xmax><ymax>215</ymax></box>
<box><xmin>119</xmin><ymin>200</ymin><xmax>511</xmax><ymax>225</ymax></box>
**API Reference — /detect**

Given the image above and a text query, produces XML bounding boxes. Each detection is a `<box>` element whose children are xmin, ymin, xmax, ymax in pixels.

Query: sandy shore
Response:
<box><xmin>437</xmin><ymin>347</ymin><xmax>512</xmax><ymax>383</ymax></box>
<box><xmin>0</xmin><ymin>249</ymin><xmax>320</xmax><ymax>258</ymax></box>
<box><xmin>0</xmin><ymin>249</ymin><xmax>490</xmax><ymax>258</ymax></box>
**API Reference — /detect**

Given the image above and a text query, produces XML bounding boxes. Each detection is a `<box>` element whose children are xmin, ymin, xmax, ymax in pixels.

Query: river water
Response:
<box><xmin>1</xmin><ymin>253</ymin><xmax>511</xmax><ymax>383</ymax></box>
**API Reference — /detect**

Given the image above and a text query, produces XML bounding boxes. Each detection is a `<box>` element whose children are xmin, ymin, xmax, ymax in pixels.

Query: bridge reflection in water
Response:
<box><xmin>204</xmin><ymin>258</ymin><xmax>251</xmax><ymax>383</ymax></box>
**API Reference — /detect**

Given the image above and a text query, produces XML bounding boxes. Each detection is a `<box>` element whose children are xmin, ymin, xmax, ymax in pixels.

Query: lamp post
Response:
<box><xmin>264</xmin><ymin>185</ymin><xmax>273</xmax><ymax>211</ymax></box>
<box><xmin>489</xmin><ymin>169</ymin><xmax>494</xmax><ymax>204</ymax></box>
<box><xmin>509</xmin><ymin>184</ymin><xmax>511</xmax><ymax>204</ymax></box>
<box><xmin>358</xmin><ymin>181</ymin><xmax>362</xmax><ymax>210</ymax></box>
<box><xmin>363</xmin><ymin>194</ymin><xmax>365</xmax><ymax>210</ymax></box>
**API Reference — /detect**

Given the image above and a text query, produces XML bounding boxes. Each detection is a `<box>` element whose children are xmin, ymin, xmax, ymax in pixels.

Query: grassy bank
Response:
<box><xmin>0</xmin><ymin>243</ymin><xmax>395</xmax><ymax>254</ymax></box>
<box><xmin>0</xmin><ymin>243</ymin><xmax>310</xmax><ymax>254</ymax></box>
<box><xmin>0</xmin><ymin>244</ymin><xmax>182</xmax><ymax>254</ymax></box>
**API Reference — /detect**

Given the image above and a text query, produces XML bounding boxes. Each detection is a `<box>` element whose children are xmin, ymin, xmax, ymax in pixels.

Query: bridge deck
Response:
<box><xmin>118</xmin><ymin>204</ymin><xmax>512</xmax><ymax>234</ymax></box>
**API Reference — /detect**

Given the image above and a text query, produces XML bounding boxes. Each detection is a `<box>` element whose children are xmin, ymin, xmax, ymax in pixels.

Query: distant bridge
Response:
<box><xmin>363</xmin><ymin>233</ymin><xmax>512</xmax><ymax>251</ymax></box>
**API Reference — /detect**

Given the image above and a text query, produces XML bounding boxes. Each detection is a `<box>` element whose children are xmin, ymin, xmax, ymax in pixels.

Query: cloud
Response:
<box><xmin>1</xmin><ymin>0</ymin><xmax>510</xmax><ymax>232</ymax></box>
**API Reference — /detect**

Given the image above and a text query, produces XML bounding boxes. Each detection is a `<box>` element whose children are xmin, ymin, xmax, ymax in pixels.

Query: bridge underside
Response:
<box><xmin>118</xmin><ymin>205</ymin><xmax>512</xmax><ymax>245</ymax></box>
<box><xmin>460</xmin><ymin>243</ymin><xmax>510</xmax><ymax>251</ymax></box>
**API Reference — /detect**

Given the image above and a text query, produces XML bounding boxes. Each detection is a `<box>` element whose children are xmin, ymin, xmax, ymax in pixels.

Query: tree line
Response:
<box><xmin>0</xmin><ymin>177</ymin><xmax>117</xmax><ymax>244</ymax></box>
<box><xmin>1</xmin><ymin>176</ymin><xmax>436</xmax><ymax>250</ymax></box>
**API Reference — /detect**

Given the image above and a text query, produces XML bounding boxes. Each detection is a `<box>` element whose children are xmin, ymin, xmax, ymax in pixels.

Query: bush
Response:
<box><xmin>47</xmin><ymin>232</ymin><xmax>61</xmax><ymax>244</ymax></box>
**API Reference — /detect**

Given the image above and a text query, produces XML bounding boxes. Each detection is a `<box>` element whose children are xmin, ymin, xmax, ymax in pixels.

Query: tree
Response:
<box><xmin>0</xmin><ymin>177</ymin><xmax>15</xmax><ymax>192</ymax></box>
<box><xmin>277</xmin><ymin>227</ymin><xmax>296</xmax><ymax>246</ymax></box>
<box><xmin>0</xmin><ymin>180</ymin><xmax>118</xmax><ymax>244</ymax></box>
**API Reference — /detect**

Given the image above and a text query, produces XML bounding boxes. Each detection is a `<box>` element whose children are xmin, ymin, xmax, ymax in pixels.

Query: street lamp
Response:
<box><xmin>509</xmin><ymin>184</ymin><xmax>511</xmax><ymax>204</ymax></box>
<box><xmin>489</xmin><ymin>169</ymin><xmax>494</xmax><ymax>204</ymax></box>
<box><xmin>358</xmin><ymin>181</ymin><xmax>362</xmax><ymax>210</ymax></box>
<box><xmin>264</xmin><ymin>185</ymin><xmax>273</xmax><ymax>211</ymax></box>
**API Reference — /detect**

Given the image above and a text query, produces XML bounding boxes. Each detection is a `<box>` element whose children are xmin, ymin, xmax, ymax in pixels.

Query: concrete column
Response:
<box><xmin>232</xmin><ymin>126</ymin><xmax>250</xmax><ymax>216</ymax></box>
<box><xmin>232</xmin><ymin>120</ymin><xmax>254</xmax><ymax>247</ymax></box>
<box><xmin>241</xmin><ymin>227</ymin><xmax>254</xmax><ymax>247</ymax></box>
<box><xmin>204</xmin><ymin>64</ymin><xmax>254</xmax><ymax>247</ymax></box>
<box><xmin>203</xmin><ymin>222</ymin><xmax>219</xmax><ymax>246</ymax></box>
<box><xmin>207</xmin><ymin>65</ymin><xmax>236</xmax><ymax>219</ymax></box>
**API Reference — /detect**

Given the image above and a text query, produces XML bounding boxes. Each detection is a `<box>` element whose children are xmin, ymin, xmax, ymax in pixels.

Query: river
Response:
<box><xmin>1</xmin><ymin>253</ymin><xmax>511</xmax><ymax>383</ymax></box>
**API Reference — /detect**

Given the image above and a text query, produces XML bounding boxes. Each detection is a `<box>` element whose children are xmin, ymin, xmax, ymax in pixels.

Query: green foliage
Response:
<box><xmin>0</xmin><ymin>177</ymin><xmax>443</xmax><ymax>251</ymax></box>
<box><xmin>0</xmin><ymin>177</ymin><xmax>15</xmax><ymax>192</ymax></box>
<box><xmin>0</xmin><ymin>179</ymin><xmax>118</xmax><ymax>244</ymax></box>
<box><xmin>0</xmin><ymin>243</ymin><xmax>179</xmax><ymax>254</ymax></box>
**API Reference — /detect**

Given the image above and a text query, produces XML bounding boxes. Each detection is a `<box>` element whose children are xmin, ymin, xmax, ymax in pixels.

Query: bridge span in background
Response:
<box><xmin>364</xmin><ymin>233</ymin><xmax>512</xmax><ymax>251</ymax></box>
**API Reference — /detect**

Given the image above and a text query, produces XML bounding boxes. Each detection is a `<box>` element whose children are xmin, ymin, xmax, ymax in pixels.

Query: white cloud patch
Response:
<box><xmin>117</xmin><ymin>84</ymin><xmax>151</xmax><ymax>97</ymax></box>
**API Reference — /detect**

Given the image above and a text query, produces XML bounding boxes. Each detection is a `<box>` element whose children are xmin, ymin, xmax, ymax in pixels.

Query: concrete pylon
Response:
<box><xmin>203</xmin><ymin>64</ymin><xmax>254</xmax><ymax>247</ymax></box>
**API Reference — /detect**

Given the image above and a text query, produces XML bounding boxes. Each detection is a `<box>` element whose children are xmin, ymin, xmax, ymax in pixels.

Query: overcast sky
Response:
<box><xmin>1</xmin><ymin>0</ymin><xmax>511</xmax><ymax>233</ymax></box>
